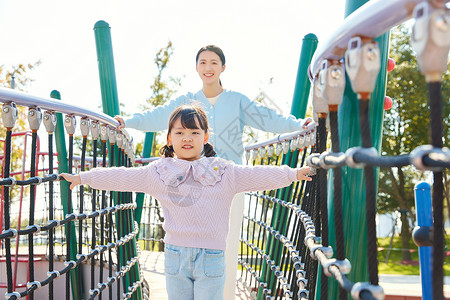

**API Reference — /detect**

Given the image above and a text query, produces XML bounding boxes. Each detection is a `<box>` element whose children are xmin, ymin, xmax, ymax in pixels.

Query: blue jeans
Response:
<box><xmin>164</xmin><ymin>244</ymin><xmax>226</xmax><ymax>300</ymax></box>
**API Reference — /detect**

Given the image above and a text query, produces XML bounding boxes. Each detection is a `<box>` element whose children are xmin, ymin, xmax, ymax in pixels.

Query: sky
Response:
<box><xmin>0</xmin><ymin>0</ymin><xmax>347</xmax><ymax>139</ymax></box>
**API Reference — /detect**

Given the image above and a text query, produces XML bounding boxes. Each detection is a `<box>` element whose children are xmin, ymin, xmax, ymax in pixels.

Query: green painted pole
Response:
<box><xmin>258</xmin><ymin>34</ymin><xmax>317</xmax><ymax>299</ymax></box>
<box><xmin>51</xmin><ymin>90</ymin><xmax>83</xmax><ymax>300</ymax></box>
<box><xmin>93</xmin><ymin>20</ymin><xmax>141</xmax><ymax>299</ymax></box>
<box><xmin>93</xmin><ymin>20</ymin><xmax>121</xmax><ymax>167</ymax></box>
<box><xmin>291</xmin><ymin>33</ymin><xmax>319</xmax><ymax>119</ymax></box>
<box><xmin>135</xmin><ymin>132</ymin><xmax>154</xmax><ymax>225</ymax></box>
<box><xmin>323</xmin><ymin>1</ymin><xmax>391</xmax><ymax>299</ymax></box>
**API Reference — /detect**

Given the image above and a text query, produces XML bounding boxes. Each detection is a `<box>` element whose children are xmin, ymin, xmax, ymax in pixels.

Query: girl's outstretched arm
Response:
<box><xmin>231</xmin><ymin>164</ymin><xmax>312</xmax><ymax>194</ymax></box>
<box><xmin>60</xmin><ymin>173</ymin><xmax>81</xmax><ymax>190</ymax></box>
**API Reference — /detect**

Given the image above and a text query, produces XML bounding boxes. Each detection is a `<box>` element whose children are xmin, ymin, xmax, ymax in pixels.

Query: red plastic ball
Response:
<box><xmin>387</xmin><ymin>58</ymin><xmax>395</xmax><ymax>72</ymax></box>
<box><xmin>384</xmin><ymin>96</ymin><xmax>393</xmax><ymax>110</ymax></box>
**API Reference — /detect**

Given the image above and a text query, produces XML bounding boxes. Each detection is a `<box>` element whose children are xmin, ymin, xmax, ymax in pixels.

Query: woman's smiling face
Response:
<box><xmin>196</xmin><ymin>50</ymin><xmax>226</xmax><ymax>85</ymax></box>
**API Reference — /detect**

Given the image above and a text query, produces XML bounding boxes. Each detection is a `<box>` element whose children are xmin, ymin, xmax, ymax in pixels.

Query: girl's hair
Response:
<box><xmin>159</xmin><ymin>105</ymin><xmax>216</xmax><ymax>158</ymax></box>
<box><xmin>195</xmin><ymin>45</ymin><xmax>226</xmax><ymax>66</ymax></box>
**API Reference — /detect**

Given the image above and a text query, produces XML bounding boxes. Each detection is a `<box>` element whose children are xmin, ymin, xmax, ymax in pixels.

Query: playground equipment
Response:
<box><xmin>236</xmin><ymin>0</ymin><xmax>449</xmax><ymax>299</ymax></box>
<box><xmin>0</xmin><ymin>88</ymin><xmax>148</xmax><ymax>299</ymax></box>
<box><xmin>0</xmin><ymin>0</ymin><xmax>449</xmax><ymax>299</ymax></box>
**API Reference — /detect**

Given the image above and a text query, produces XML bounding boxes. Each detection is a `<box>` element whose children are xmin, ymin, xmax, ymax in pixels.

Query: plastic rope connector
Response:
<box><xmin>5</xmin><ymin>292</ymin><xmax>21</xmax><ymax>300</ymax></box>
<box><xmin>351</xmin><ymin>282</ymin><xmax>384</xmax><ymax>300</ymax></box>
<box><xmin>345</xmin><ymin>147</ymin><xmax>377</xmax><ymax>168</ymax></box>
<box><xmin>410</xmin><ymin>145</ymin><xmax>450</xmax><ymax>171</ymax></box>
<box><xmin>322</xmin><ymin>258</ymin><xmax>352</xmax><ymax>277</ymax></box>
<box><xmin>26</xmin><ymin>281</ymin><xmax>41</xmax><ymax>291</ymax></box>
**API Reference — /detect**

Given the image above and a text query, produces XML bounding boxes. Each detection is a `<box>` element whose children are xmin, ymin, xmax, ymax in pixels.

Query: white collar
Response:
<box><xmin>154</xmin><ymin>157</ymin><xmax>231</xmax><ymax>187</ymax></box>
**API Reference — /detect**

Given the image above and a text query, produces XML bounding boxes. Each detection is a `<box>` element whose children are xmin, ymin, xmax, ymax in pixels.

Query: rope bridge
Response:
<box><xmin>236</xmin><ymin>0</ymin><xmax>449</xmax><ymax>299</ymax></box>
<box><xmin>0</xmin><ymin>0</ymin><xmax>448</xmax><ymax>300</ymax></box>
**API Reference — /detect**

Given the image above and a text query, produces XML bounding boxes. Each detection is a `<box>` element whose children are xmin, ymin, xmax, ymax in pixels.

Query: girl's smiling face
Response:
<box><xmin>168</xmin><ymin>117</ymin><xmax>209</xmax><ymax>161</ymax></box>
<box><xmin>196</xmin><ymin>50</ymin><xmax>226</xmax><ymax>85</ymax></box>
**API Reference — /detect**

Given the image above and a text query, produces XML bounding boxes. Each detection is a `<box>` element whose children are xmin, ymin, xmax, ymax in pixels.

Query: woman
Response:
<box><xmin>115</xmin><ymin>45</ymin><xmax>312</xmax><ymax>163</ymax></box>
<box><xmin>115</xmin><ymin>45</ymin><xmax>312</xmax><ymax>299</ymax></box>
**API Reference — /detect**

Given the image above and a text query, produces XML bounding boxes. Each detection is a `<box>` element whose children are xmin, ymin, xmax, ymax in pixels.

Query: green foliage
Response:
<box><xmin>378</xmin><ymin>24</ymin><xmax>450</xmax><ymax>261</ymax></box>
<box><xmin>0</xmin><ymin>62</ymin><xmax>42</xmax><ymax>200</ymax></box>
<box><xmin>0</xmin><ymin>61</ymin><xmax>41</xmax><ymax>91</ymax></box>
<box><xmin>143</xmin><ymin>41</ymin><xmax>182</xmax><ymax>109</ymax></box>
<box><xmin>136</xmin><ymin>41</ymin><xmax>182</xmax><ymax>157</ymax></box>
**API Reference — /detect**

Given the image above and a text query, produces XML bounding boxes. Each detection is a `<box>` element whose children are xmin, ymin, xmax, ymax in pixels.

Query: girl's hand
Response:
<box><xmin>114</xmin><ymin>116</ymin><xmax>125</xmax><ymax>130</ymax></box>
<box><xmin>60</xmin><ymin>173</ymin><xmax>81</xmax><ymax>190</ymax></box>
<box><xmin>297</xmin><ymin>167</ymin><xmax>312</xmax><ymax>181</ymax></box>
<box><xmin>302</xmin><ymin>117</ymin><xmax>313</xmax><ymax>129</ymax></box>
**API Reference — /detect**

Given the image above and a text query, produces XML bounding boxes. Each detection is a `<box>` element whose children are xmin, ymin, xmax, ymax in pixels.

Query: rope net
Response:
<box><xmin>0</xmin><ymin>2</ymin><xmax>449</xmax><ymax>300</ymax></box>
<box><xmin>0</xmin><ymin>104</ymin><xmax>148</xmax><ymax>300</ymax></box>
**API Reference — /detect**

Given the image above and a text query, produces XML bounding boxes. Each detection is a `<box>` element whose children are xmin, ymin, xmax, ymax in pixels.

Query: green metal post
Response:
<box><xmin>135</xmin><ymin>132</ymin><xmax>154</xmax><ymax>225</ymax></box>
<box><xmin>51</xmin><ymin>90</ymin><xmax>84</xmax><ymax>300</ymax></box>
<box><xmin>93</xmin><ymin>20</ymin><xmax>121</xmax><ymax>166</ymax></box>
<box><xmin>94</xmin><ymin>20</ymin><xmax>141</xmax><ymax>298</ymax></box>
<box><xmin>291</xmin><ymin>33</ymin><xmax>319</xmax><ymax>119</ymax></box>
<box><xmin>258</xmin><ymin>34</ymin><xmax>318</xmax><ymax>299</ymax></box>
<box><xmin>323</xmin><ymin>1</ymin><xmax>391</xmax><ymax>299</ymax></box>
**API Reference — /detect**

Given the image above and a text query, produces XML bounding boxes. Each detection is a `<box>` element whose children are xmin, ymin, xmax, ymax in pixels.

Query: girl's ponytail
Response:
<box><xmin>203</xmin><ymin>143</ymin><xmax>216</xmax><ymax>157</ymax></box>
<box><xmin>159</xmin><ymin>144</ymin><xmax>175</xmax><ymax>158</ymax></box>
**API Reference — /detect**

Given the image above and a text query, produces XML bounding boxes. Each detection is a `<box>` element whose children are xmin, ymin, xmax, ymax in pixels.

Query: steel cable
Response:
<box><xmin>428</xmin><ymin>81</ymin><xmax>445</xmax><ymax>300</ymax></box>
<box><xmin>358</xmin><ymin>98</ymin><xmax>379</xmax><ymax>286</ymax></box>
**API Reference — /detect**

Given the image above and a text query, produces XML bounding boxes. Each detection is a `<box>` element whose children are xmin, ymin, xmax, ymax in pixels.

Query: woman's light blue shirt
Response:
<box><xmin>125</xmin><ymin>89</ymin><xmax>307</xmax><ymax>163</ymax></box>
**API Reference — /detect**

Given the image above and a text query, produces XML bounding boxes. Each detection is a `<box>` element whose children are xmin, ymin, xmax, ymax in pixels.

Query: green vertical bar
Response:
<box><xmin>135</xmin><ymin>132</ymin><xmax>154</xmax><ymax>225</ymax></box>
<box><xmin>51</xmin><ymin>90</ymin><xmax>83</xmax><ymax>300</ymax></box>
<box><xmin>93</xmin><ymin>20</ymin><xmax>121</xmax><ymax>118</ymax></box>
<box><xmin>258</xmin><ymin>34</ymin><xmax>317</xmax><ymax>299</ymax></box>
<box><xmin>93</xmin><ymin>20</ymin><xmax>121</xmax><ymax>168</ymax></box>
<box><xmin>93</xmin><ymin>21</ymin><xmax>141</xmax><ymax>299</ymax></box>
<box><xmin>291</xmin><ymin>33</ymin><xmax>319</xmax><ymax>119</ymax></box>
<box><xmin>324</xmin><ymin>1</ymin><xmax>391</xmax><ymax>299</ymax></box>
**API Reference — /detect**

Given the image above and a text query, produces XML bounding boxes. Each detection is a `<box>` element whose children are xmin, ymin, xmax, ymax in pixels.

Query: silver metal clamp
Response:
<box><xmin>345</xmin><ymin>37</ymin><xmax>381</xmax><ymax>94</ymax></box>
<box><xmin>27</xmin><ymin>107</ymin><xmax>42</xmax><ymax>131</ymax></box>
<box><xmin>43</xmin><ymin>111</ymin><xmax>57</xmax><ymax>133</ymax></box>
<box><xmin>80</xmin><ymin>118</ymin><xmax>91</xmax><ymax>137</ymax></box>
<box><xmin>63</xmin><ymin>114</ymin><xmax>76</xmax><ymax>135</ymax></box>
<box><xmin>411</xmin><ymin>1</ymin><xmax>450</xmax><ymax>79</ymax></box>
<box><xmin>2</xmin><ymin>102</ymin><xmax>18</xmax><ymax>129</ymax></box>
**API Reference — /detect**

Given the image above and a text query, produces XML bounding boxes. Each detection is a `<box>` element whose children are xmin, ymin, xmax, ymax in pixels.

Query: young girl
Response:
<box><xmin>115</xmin><ymin>46</ymin><xmax>313</xmax><ymax>297</ymax></box>
<box><xmin>62</xmin><ymin>105</ymin><xmax>311</xmax><ymax>300</ymax></box>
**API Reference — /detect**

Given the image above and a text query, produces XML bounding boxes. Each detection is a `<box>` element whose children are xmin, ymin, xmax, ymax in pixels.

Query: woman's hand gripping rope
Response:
<box><xmin>302</xmin><ymin>117</ymin><xmax>314</xmax><ymax>129</ymax></box>
<box><xmin>297</xmin><ymin>166</ymin><xmax>312</xmax><ymax>181</ymax></box>
<box><xmin>114</xmin><ymin>115</ymin><xmax>125</xmax><ymax>130</ymax></box>
<box><xmin>60</xmin><ymin>173</ymin><xmax>81</xmax><ymax>190</ymax></box>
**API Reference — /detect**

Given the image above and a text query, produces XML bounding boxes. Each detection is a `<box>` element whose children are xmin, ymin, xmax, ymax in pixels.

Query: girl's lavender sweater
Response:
<box><xmin>80</xmin><ymin>157</ymin><xmax>298</xmax><ymax>251</ymax></box>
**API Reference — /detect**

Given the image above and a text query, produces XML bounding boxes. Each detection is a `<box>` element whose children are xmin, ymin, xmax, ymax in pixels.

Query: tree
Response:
<box><xmin>378</xmin><ymin>24</ymin><xmax>449</xmax><ymax>261</ymax></box>
<box><xmin>140</xmin><ymin>41</ymin><xmax>182</xmax><ymax>157</ymax></box>
<box><xmin>0</xmin><ymin>61</ymin><xmax>42</xmax><ymax>200</ymax></box>
<box><xmin>134</xmin><ymin>42</ymin><xmax>183</xmax><ymax>251</ymax></box>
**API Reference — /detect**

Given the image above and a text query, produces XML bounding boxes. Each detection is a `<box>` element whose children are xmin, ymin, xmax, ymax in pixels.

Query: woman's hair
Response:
<box><xmin>159</xmin><ymin>105</ymin><xmax>216</xmax><ymax>158</ymax></box>
<box><xmin>195</xmin><ymin>45</ymin><xmax>226</xmax><ymax>66</ymax></box>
